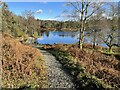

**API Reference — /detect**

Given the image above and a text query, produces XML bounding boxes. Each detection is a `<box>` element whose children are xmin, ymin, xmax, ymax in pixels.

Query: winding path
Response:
<box><xmin>40</xmin><ymin>50</ymin><xmax>76</xmax><ymax>89</ymax></box>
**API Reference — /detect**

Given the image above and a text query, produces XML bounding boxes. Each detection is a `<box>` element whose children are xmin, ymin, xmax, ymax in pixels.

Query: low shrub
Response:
<box><xmin>48</xmin><ymin>49</ymin><xmax>113</xmax><ymax>90</ymax></box>
<box><xmin>1</xmin><ymin>34</ymin><xmax>47</xmax><ymax>89</ymax></box>
<box><xmin>44</xmin><ymin>44</ymin><xmax>120</xmax><ymax>89</ymax></box>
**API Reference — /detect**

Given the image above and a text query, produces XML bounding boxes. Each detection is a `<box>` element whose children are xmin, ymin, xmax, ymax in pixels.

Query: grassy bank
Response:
<box><xmin>43</xmin><ymin>44</ymin><xmax>120</xmax><ymax>90</ymax></box>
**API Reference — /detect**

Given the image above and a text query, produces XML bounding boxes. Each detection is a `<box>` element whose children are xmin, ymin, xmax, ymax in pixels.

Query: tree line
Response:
<box><xmin>1</xmin><ymin>2</ymin><xmax>80</xmax><ymax>37</ymax></box>
<box><xmin>1</xmin><ymin>2</ymin><xmax>119</xmax><ymax>53</ymax></box>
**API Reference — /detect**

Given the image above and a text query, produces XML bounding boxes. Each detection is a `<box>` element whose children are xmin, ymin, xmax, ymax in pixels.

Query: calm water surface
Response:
<box><xmin>36</xmin><ymin>31</ymin><xmax>107</xmax><ymax>47</ymax></box>
<box><xmin>36</xmin><ymin>31</ymin><xmax>79</xmax><ymax>44</ymax></box>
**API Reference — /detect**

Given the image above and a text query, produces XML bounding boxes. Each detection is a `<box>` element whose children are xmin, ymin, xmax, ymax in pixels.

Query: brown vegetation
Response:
<box><xmin>68</xmin><ymin>47</ymin><xmax>120</xmax><ymax>88</ymax></box>
<box><xmin>1</xmin><ymin>33</ymin><xmax>46</xmax><ymax>88</ymax></box>
<box><xmin>43</xmin><ymin>44</ymin><xmax>120</xmax><ymax>88</ymax></box>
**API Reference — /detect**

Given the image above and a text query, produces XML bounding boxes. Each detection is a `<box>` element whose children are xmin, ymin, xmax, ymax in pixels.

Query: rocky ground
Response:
<box><xmin>40</xmin><ymin>50</ymin><xmax>76</xmax><ymax>89</ymax></box>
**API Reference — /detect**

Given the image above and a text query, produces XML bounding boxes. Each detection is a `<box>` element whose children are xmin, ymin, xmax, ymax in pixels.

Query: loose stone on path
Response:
<box><xmin>40</xmin><ymin>50</ymin><xmax>76</xmax><ymax>89</ymax></box>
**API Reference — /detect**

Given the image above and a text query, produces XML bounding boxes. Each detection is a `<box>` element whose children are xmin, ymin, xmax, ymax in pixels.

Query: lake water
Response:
<box><xmin>36</xmin><ymin>31</ymin><xmax>107</xmax><ymax>46</ymax></box>
<box><xmin>36</xmin><ymin>31</ymin><xmax>79</xmax><ymax>44</ymax></box>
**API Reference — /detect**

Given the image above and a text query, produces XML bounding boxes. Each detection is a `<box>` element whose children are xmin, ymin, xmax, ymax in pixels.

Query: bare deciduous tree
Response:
<box><xmin>87</xmin><ymin>8</ymin><xmax>105</xmax><ymax>49</ymax></box>
<box><xmin>65</xmin><ymin>0</ymin><xmax>105</xmax><ymax>49</ymax></box>
<box><xmin>101</xmin><ymin>3</ymin><xmax>119</xmax><ymax>53</ymax></box>
<box><xmin>21</xmin><ymin>10</ymin><xmax>34</xmax><ymax>34</ymax></box>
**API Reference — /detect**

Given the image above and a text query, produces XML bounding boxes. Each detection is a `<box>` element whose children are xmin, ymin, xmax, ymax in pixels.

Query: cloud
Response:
<box><xmin>42</xmin><ymin>1</ymin><xmax>47</xmax><ymax>4</ymax></box>
<box><xmin>60</xmin><ymin>13</ymin><xmax>68</xmax><ymax>17</ymax></box>
<box><xmin>36</xmin><ymin>9</ymin><xmax>43</xmax><ymax>14</ymax></box>
<box><xmin>46</xmin><ymin>18</ymin><xmax>57</xmax><ymax>21</ymax></box>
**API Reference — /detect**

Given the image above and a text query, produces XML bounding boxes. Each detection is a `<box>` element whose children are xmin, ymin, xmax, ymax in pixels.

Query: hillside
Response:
<box><xmin>1</xmin><ymin>33</ymin><xmax>46</xmax><ymax>89</ymax></box>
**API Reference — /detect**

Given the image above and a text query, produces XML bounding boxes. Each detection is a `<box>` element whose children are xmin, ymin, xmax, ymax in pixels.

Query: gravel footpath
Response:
<box><xmin>40</xmin><ymin>50</ymin><xmax>76</xmax><ymax>89</ymax></box>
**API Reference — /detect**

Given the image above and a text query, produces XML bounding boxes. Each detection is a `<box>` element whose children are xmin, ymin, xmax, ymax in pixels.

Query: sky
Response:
<box><xmin>6</xmin><ymin>1</ymin><xmax>120</xmax><ymax>21</ymax></box>
<box><xmin>6</xmin><ymin>2</ymin><xmax>67</xmax><ymax>20</ymax></box>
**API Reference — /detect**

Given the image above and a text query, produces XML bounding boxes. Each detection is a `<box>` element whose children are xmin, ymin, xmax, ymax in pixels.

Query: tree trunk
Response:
<box><xmin>93</xmin><ymin>32</ymin><xmax>96</xmax><ymax>49</ymax></box>
<box><xmin>78</xmin><ymin>28</ymin><xmax>85</xmax><ymax>49</ymax></box>
<box><xmin>79</xmin><ymin>31</ymin><xmax>84</xmax><ymax>49</ymax></box>
<box><xmin>79</xmin><ymin>1</ymin><xmax>84</xmax><ymax>49</ymax></box>
<box><xmin>25</xmin><ymin>26</ymin><xmax>28</xmax><ymax>34</ymax></box>
<box><xmin>109</xmin><ymin>46</ymin><xmax>112</xmax><ymax>53</ymax></box>
<box><xmin>78</xmin><ymin>31</ymin><xmax>81</xmax><ymax>48</ymax></box>
<box><xmin>93</xmin><ymin>42</ymin><xmax>95</xmax><ymax>49</ymax></box>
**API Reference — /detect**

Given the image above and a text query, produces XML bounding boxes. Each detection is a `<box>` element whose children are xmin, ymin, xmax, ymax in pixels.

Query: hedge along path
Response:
<box><xmin>40</xmin><ymin>49</ymin><xmax>76</xmax><ymax>89</ymax></box>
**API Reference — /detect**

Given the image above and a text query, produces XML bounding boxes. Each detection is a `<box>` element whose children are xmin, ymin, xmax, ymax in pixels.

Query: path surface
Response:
<box><xmin>40</xmin><ymin>50</ymin><xmax>76</xmax><ymax>89</ymax></box>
